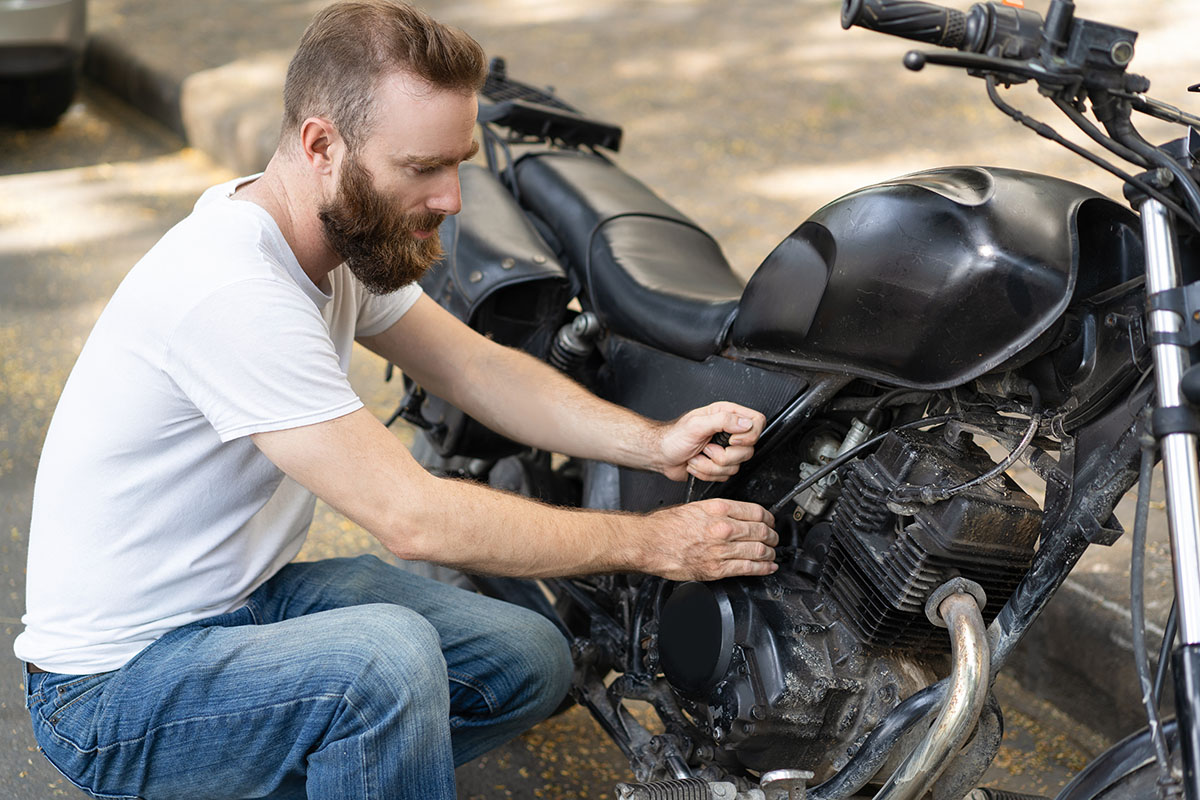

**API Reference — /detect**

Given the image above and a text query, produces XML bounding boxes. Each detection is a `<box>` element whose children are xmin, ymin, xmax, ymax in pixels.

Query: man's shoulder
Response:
<box><xmin>135</xmin><ymin>190</ymin><xmax>295</xmax><ymax>294</ymax></box>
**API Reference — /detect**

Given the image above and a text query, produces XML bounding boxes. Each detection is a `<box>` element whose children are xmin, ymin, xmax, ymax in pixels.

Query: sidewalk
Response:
<box><xmin>80</xmin><ymin>0</ymin><xmax>1187</xmax><ymax>747</ymax></box>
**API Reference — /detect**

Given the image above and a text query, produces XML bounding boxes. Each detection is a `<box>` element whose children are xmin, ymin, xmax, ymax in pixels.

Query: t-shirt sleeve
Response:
<box><xmin>165</xmin><ymin>278</ymin><xmax>363</xmax><ymax>442</ymax></box>
<box><xmin>354</xmin><ymin>282</ymin><xmax>424</xmax><ymax>338</ymax></box>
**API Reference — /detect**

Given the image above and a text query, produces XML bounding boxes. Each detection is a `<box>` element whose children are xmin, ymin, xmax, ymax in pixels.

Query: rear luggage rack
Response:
<box><xmin>478</xmin><ymin>57</ymin><xmax>623</xmax><ymax>152</ymax></box>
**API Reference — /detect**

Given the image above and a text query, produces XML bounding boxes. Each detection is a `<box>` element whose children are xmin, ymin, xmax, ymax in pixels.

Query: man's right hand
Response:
<box><xmin>637</xmin><ymin>499</ymin><xmax>778</xmax><ymax>581</ymax></box>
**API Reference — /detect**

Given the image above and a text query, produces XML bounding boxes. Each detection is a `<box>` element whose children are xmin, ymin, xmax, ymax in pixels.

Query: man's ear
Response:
<box><xmin>298</xmin><ymin>116</ymin><xmax>341</xmax><ymax>176</ymax></box>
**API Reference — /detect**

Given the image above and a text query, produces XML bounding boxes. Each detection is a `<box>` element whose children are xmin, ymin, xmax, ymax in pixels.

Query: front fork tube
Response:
<box><xmin>1141</xmin><ymin>198</ymin><xmax>1200</xmax><ymax>799</ymax></box>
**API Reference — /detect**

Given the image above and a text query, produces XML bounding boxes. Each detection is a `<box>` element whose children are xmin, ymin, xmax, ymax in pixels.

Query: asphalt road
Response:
<box><xmin>0</xmin><ymin>82</ymin><xmax>1113</xmax><ymax>800</ymax></box>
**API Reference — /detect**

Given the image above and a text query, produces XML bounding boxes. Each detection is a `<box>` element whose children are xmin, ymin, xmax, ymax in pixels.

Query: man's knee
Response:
<box><xmin>502</xmin><ymin>607</ymin><xmax>573</xmax><ymax>718</ymax></box>
<box><xmin>326</xmin><ymin>604</ymin><xmax>448</xmax><ymax>699</ymax></box>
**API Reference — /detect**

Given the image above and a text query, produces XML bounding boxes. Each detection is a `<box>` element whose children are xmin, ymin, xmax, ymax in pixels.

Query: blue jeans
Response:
<box><xmin>23</xmin><ymin>555</ymin><xmax>573</xmax><ymax>800</ymax></box>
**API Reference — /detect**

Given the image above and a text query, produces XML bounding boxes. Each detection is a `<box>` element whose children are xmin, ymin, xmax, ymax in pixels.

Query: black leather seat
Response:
<box><xmin>514</xmin><ymin>151</ymin><xmax>744</xmax><ymax>360</ymax></box>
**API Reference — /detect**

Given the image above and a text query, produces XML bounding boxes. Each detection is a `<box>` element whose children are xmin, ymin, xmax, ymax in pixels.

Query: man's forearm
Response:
<box><xmin>385</xmin><ymin>469</ymin><xmax>643</xmax><ymax>577</ymax></box>
<box><xmin>385</xmin><ymin>463</ymin><xmax>777</xmax><ymax>582</ymax></box>
<box><xmin>253</xmin><ymin>408</ymin><xmax>778</xmax><ymax>582</ymax></box>
<box><xmin>444</xmin><ymin>339</ymin><xmax>669</xmax><ymax>473</ymax></box>
<box><xmin>359</xmin><ymin>297</ymin><xmax>765</xmax><ymax>484</ymax></box>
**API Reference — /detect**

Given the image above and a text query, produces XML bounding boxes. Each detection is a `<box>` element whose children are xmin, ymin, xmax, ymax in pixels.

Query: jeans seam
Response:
<box><xmin>342</xmin><ymin>693</ymin><xmax>372</xmax><ymax>800</ymax></box>
<box><xmin>41</xmin><ymin>693</ymin><xmax>349</xmax><ymax>755</ymax></box>
<box><xmin>446</xmin><ymin>669</ymin><xmax>499</xmax><ymax>714</ymax></box>
<box><xmin>35</xmin><ymin>739</ymin><xmax>141</xmax><ymax>800</ymax></box>
<box><xmin>54</xmin><ymin>674</ymin><xmax>101</xmax><ymax>694</ymax></box>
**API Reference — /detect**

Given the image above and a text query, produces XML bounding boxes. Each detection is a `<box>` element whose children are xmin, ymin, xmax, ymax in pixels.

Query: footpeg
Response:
<box><xmin>614</xmin><ymin>770</ymin><xmax>814</xmax><ymax>800</ymax></box>
<box><xmin>614</xmin><ymin>778</ymin><xmax>736</xmax><ymax>800</ymax></box>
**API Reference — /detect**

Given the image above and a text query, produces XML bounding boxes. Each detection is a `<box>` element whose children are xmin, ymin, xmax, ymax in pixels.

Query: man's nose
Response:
<box><xmin>427</xmin><ymin>172</ymin><xmax>462</xmax><ymax>216</ymax></box>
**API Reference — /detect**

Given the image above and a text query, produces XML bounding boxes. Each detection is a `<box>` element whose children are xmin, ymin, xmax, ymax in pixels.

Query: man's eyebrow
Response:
<box><xmin>401</xmin><ymin>140</ymin><xmax>480</xmax><ymax>168</ymax></box>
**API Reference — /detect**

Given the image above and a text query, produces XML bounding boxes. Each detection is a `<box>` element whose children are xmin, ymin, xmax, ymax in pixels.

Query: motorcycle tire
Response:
<box><xmin>1053</xmin><ymin>720</ymin><xmax>1179</xmax><ymax>800</ymax></box>
<box><xmin>0</xmin><ymin>66</ymin><xmax>78</xmax><ymax>129</ymax></box>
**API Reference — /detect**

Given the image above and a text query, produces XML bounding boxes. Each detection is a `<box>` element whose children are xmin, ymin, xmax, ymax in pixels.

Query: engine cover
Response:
<box><xmin>653</xmin><ymin>426</ymin><xmax>1039</xmax><ymax>775</ymax></box>
<box><xmin>818</xmin><ymin>427</ymin><xmax>1041</xmax><ymax>651</ymax></box>
<box><xmin>655</xmin><ymin>574</ymin><xmax>933</xmax><ymax>776</ymax></box>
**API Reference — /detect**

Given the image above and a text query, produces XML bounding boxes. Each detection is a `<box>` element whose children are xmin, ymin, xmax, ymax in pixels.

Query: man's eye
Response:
<box><xmin>410</xmin><ymin>165</ymin><xmax>437</xmax><ymax>176</ymax></box>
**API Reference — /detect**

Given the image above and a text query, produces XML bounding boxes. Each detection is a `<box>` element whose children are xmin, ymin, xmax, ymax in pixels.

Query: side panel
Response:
<box><xmin>594</xmin><ymin>337</ymin><xmax>809</xmax><ymax>512</ymax></box>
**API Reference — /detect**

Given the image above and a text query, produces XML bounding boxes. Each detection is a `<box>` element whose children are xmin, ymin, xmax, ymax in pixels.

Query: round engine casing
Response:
<box><xmin>656</xmin><ymin>574</ymin><xmax>935</xmax><ymax>776</ymax></box>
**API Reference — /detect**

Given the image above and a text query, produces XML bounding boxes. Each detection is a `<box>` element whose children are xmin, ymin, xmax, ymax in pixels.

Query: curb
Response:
<box><xmin>84</xmin><ymin>32</ymin><xmax>185</xmax><ymax>141</ymax></box>
<box><xmin>83</xmin><ymin>33</ymin><xmax>282</xmax><ymax>175</ymax></box>
<box><xmin>1008</xmin><ymin>578</ymin><xmax>1169</xmax><ymax>742</ymax></box>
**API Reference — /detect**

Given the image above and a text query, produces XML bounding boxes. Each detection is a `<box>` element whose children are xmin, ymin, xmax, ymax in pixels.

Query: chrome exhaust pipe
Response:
<box><xmin>874</xmin><ymin>579</ymin><xmax>991</xmax><ymax>800</ymax></box>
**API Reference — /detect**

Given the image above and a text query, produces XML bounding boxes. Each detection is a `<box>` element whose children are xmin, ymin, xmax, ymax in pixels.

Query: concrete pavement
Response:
<box><xmin>8</xmin><ymin>0</ymin><xmax>1200</xmax><ymax>793</ymax></box>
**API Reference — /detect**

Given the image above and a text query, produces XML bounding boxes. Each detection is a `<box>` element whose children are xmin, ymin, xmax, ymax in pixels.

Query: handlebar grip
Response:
<box><xmin>841</xmin><ymin>0</ymin><xmax>968</xmax><ymax>50</ymax></box>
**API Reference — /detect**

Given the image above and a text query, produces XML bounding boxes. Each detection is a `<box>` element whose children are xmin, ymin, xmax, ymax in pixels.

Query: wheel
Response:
<box><xmin>1054</xmin><ymin>721</ymin><xmax>1180</xmax><ymax>800</ymax></box>
<box><xmin>0</xmin><ymin>64</ymin><xmax>78</xmax><ymax>128</ymax></box>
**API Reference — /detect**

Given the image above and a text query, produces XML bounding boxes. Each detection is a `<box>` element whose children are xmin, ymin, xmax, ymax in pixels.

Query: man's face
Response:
<box><xmin>318</xmin><ymin>73</ymin><xmax>478</xmax><ymax>295</ymax></box>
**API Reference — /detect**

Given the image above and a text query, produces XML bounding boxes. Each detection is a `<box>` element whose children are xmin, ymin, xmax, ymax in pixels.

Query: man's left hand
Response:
<box><xmin>657</xmin><ymin>402</ymin><xmax>766</xmax><ymax>483</ymax></box>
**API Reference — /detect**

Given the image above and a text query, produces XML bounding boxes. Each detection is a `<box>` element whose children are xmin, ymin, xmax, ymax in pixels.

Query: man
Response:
<box><xmin>15</xmin><ymin>2</ymin><xmax>777</xmax><ymax>798</ymax></box>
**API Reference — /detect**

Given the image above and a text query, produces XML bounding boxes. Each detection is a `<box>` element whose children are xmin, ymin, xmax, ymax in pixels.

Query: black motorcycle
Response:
<box><xmin>388</xmin><ymin>2</ymin><xmax>1200</xmax><ymax>798</ymax></box>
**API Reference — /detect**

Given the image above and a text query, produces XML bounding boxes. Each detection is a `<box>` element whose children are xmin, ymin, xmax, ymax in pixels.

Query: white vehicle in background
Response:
<box><xmin>0</xmin><ymin>0</ymin><xmax>86</xmax><ymax>127</ymax></box>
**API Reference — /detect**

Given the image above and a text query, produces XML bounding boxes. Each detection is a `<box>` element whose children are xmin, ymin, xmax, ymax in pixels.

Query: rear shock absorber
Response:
<box><xmin>549</xmin><ymin>312</ymin><xmax>602</xmax><ymax>374</ymax></box>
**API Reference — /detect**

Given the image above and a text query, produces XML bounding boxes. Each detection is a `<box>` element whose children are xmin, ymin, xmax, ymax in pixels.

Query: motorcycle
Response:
<box><xmin>387</xmin><ymin>1</ymin><xmax>1200</xmax><ymax>798</ymax></box>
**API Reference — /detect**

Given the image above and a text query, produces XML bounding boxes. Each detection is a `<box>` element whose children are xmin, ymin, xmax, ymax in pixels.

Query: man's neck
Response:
<box><xmin>233</xmin><ymin>158</ymin><xmax>342</xmax><ymax>291</ymax></box>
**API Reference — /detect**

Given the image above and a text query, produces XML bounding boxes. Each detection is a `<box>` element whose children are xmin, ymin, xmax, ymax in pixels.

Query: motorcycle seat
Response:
<box><xmin>514</xmin><ymin>151</ymin><xmax>744</xmax><ymax>360</ymax></box>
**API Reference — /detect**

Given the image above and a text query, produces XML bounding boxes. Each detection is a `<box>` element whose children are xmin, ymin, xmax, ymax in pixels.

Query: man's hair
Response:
<box><xmin>281</xmin><ymin>0</ymin><xmax>486</xmax><ymax>151</ymax></box>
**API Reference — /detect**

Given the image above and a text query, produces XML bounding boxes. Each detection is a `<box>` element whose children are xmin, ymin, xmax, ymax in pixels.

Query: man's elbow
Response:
<box><xmin>371</xmin><ymin>477</ymin><xmax>448</xmax><ymax>563</ymax></box>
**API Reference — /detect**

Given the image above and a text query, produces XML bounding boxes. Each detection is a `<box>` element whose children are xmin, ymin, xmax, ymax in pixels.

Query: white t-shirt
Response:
<box><xmin>14</xmin><ymin>176</ymin><xmax>422</xmax><ymax>675</ymax></box>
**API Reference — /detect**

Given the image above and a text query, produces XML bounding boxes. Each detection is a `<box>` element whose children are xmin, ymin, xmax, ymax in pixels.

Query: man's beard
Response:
<box><xmin>318</xmin><ymin>155</ymin><xmax>445</xmax><ymax>295</ymax></box>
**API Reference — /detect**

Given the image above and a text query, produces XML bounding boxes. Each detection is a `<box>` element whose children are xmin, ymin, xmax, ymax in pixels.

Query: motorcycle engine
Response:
<box><xmin>653</xmin><ymin>427</ymin><xmax>1041</xmax><ymax>776</ymax></box>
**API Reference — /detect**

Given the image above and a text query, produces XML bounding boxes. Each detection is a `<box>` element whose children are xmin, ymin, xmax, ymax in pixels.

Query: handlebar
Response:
<box><xmin>841</xmin><ymin>0</ymin><xmax>1043</xmax><ymax>61</ymax></box>
<box><xmin>840</xmin><ymin>0</ymin><xmax>1200</xmax><ymax>234</ymax></box>
<box><xmin>840</xmin><ymin>0</ymin><xmax>967</xmax><ymax>49</ymax></box>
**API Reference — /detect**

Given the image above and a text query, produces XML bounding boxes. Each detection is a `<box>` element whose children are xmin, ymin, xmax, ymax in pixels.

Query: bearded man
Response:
<box><xmin>15</xmin><ymin>2</ymin><xmax>778</xmax><ymax>798</ymax></box>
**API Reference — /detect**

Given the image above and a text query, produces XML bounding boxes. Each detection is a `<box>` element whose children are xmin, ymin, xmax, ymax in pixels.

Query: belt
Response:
<box><xmin>25</xmin><ymin>663</ymin><xmax>48</xmax><ymax>674</ymax></box>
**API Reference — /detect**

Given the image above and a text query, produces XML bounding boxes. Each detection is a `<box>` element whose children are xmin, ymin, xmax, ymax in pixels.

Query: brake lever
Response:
<box><xmin>903</xmin><ymin>49</ymin><xmax>1053</xmax><ymax>87</ymax></box>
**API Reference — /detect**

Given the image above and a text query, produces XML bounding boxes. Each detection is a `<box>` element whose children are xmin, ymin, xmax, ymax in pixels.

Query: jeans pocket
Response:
<box><xmin>29</xmin><ymin>673</ymin><xmax>142</xmax><ymax>800</ymax></box>
<box><xmin>35</xmin><ymin>673</ymin><xmax>110</xmax><ymax>742</ymax></box>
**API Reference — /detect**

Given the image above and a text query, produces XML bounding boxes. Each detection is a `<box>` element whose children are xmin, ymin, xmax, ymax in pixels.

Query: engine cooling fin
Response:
<box><xmin>817</xmin><ymin>427</ymin><xmax>1040</xmax><ymax>653</ymax></box>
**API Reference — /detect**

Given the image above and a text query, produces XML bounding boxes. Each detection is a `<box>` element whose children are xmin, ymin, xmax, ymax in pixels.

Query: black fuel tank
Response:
<box><xmin>730</xmin><ymin>167</ymin><xmax>1129</xmax><ymax>389</ymax></box>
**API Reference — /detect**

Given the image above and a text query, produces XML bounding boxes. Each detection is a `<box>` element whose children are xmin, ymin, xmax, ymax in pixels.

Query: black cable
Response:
<box><xmin>1155</xmin><ymin>598</ymin><xmax>1179</xmax><ymax>708</ymax></box>
<box><xmin>890</xmin><ymin>385</ymin><xmax>1042</xmax><ymax>507</ymax></box>
<box><xmin>1053</xmin><ymin>97</ymin><xmax>1150</xmax><ymax>169</ymax></box>
<box><xmin>1106</xmin><ymin>112</ymin><xmax>1200</xmax><ymax>233</ymax></box>
<box><xmin>985</xmin><ymin>78</ymin><xmax>1199</xmax><ymax>230</ymax></box>
<box><xmin>767</xmin><ymin>414</ymin><xmax>958</xmax><ymax>518</ymax></box>
<box><xmin>1131</xmin><ymin>421</ymin><xmax>1176</xmax><ymax>788</ymax></box>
